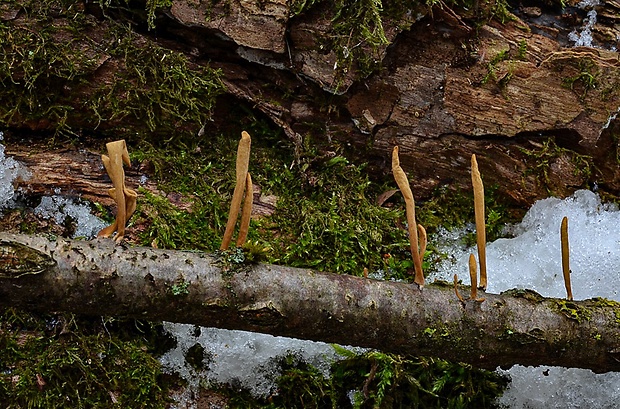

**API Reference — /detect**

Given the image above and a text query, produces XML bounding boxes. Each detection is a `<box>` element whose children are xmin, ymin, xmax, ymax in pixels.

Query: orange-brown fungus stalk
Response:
<box><xmin>392</xmin><ymin>146</ymin><xmax>424</xmax><ymax>288</ymax></box>
<box><xmin>454</xmin><ymin>274</ymin><xmax>465</xmax><ymax>303</ymax></box>
<box><xmin>417</xmin><ymin>224</ymin><xmax>427</xmax><ymax>261</ymax></box>
<box><xmin>98</xmin><ymin>140</ymin><xmax>137</xmax><ymax>243</ymax></box>
<box><xmin>469</xmin><ymin>253</ymin><xmax>477</xmax><ymax>300</ymax></box>
<box><xmin>471</xmin><ymin>154</ymin><xmax>487</xmax><ymax>290</ymax></box>
<box><xmin>561</xmin><ymin>216</ymin><xmax>573</xmax><ymax>300</ymax></box>
<box><xmin>221</xmin><ymin>131</ymin><xmax>251</xmax><ymax>250</ymax></box>
<box><xmin>236</xmin><ymin>173</ymin><xmax>253</xmax><ymax>247</ymax></box>
<box><xmin>470</xmin><ymin>257</ymin><xmax>485</xmax><ymax>303</ymax></box>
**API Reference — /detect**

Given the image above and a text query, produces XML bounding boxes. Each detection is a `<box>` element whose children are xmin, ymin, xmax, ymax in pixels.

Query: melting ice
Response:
<box><xmin>159</xmin><ymin>323</ymin><xmax>348</xmax><ymax>407</ymax></box>
<box><xmin>568</xmin><ymin>0</ymin><xmax>601</xmax><ymax>47</ymax></box>
<box><xmin>0</xmin><ymin>131</ymin><xmax>29</xmax><ymax>210</ymax></box>
<box><xmin>34</xmin><ymin>195</ymin><xmax>107</xmax><ymax>239</ymax></box>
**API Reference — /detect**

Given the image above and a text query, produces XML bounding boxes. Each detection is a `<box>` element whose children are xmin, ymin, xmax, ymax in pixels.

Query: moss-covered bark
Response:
<box><xmin>1</xmin><ymin>232</ymin><xmax>619</xmax><ymax>373</ymax></box>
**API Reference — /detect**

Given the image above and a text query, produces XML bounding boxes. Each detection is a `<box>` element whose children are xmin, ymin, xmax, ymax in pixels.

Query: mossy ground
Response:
<box><xmin>0</xmin><ymin>308</ymin><xmax>174</xmax><ymax>408</ymax></box>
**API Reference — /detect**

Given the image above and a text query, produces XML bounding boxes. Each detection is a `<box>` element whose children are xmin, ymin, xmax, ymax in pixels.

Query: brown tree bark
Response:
<box><xmin>3</xmin><ymin>1</ymin><xmax>620</xmax><ymax>207</ymax></box>
<box><xmin>166</xmin><ymin>0</ymin><xmax>620</xmax><ymax>204</ymax></box>
<box><xmin>1</xmin><ymin>232</ymin><xmax>619</xmax><ymax>373</ymax></box>
<box><xmin>5</xmin><ymin>142</ymin><xmax>157</xmax><ymax>208</ymax></box>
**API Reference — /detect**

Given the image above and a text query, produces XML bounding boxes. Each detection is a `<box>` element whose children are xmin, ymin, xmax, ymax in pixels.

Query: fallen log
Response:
<box><xmin>0</xmin><ymin>232</ymin><xmax>618</xmax><ymax>373</ymax></box>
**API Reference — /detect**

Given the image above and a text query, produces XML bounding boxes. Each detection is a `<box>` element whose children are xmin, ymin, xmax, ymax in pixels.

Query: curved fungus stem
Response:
<box><xmin>561</xmin><ymin>216</ymin><xmax>573</xmax><ymax>301</ymax></box>
<box><xmin>392</xmin><ymin>146</ymin><xmax>424</xmax><ymax>288</ymax></box>
<box><xmin>221</xmin><ymin>131</ymin><xmax>251</xmax><ymax>250</ymax></box>
<box><xmin>98</xmin><ymin>140</ymin><xmax>137</xmax><ymax>243</ymax></box>
<box><xmin>454</xmin><ymin>274</ymin><xmax>465</xmax><ymax>303</ymax></box>
<box><xmin>417</xmin><ymin>224</ymin><xmax>427</xmax><ymax>261</ymax></box>
<box><xmin>469</xmin><ymin>253</ymin><xmax>477</xmax><ymax>300</ymax></box>
<box><xmin>471</xmin><ymin>154</ymin><xmax>487</xmax><ymax>290</ymax></box>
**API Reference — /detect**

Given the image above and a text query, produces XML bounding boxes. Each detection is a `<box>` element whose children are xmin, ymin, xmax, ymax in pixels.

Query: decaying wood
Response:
<box><xmin>5</xmin><ymin>143</ymin><xmax>157</xmax><ymax>207</ymax></box>
<box><xmin>1</xmin><ymin>232</ymin><xmax>619</xmax><ymax>373</ymax></box>
<box><xmin>4</xmin><ymin>2</ymin><xmax>620</xmax><ymax>207</ymax></box>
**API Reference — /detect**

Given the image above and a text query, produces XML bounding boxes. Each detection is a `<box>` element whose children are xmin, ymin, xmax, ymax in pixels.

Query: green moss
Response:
<box><xmin>516</xmin><ymin>39</ymin><xmax>528</xmax><ymax>61</ymax></box>
<box><xmin>500</xmin><ymin>288</ymin><xmax>544</xmax><ymax>303</ymax></box>
<box><xmin>0</xmin><ymin>308</ymin><xmax>171</xmax><ymax>408</ymax></box>
<box><xmin>562</xmin><ymin>57</ymin><xmax>599</xmax><ymax>100</ymax></box>
<box><xmin>518</xmin><ymin>138</ymin><xmax>594</xmax><ymax>190</ymax></box>
<box><xmin>0</xmin><ymin>0</ymin><xmax>223</xmax><ymax>139</ymax></box>
<box><xmin>130</xmin><ymin>127</ymin><xmax>413</xmax><ymax>278</ymax></box>
<box><xmin>551</xmin><ymin>299</ymin><xmax>592</xmax><ymax>323</ymax></box>
<box><xmin>226</xmin><ymin>348</ymin><xmax>507</xmax><ymax>408</ymax></box>
<box><xmin>169</xmin><ymin>280</ymin><xmax>190</xmax><ymax>296</ymax></box>
<box><xmin>481</xmin><ymin>49</ymin><xmax>510</xmax><ymax>85</ymax></box>
<box><xmin>591</xmin><ymin>297</ymin><xmax>620</xmax><ymax>325</ymax></box>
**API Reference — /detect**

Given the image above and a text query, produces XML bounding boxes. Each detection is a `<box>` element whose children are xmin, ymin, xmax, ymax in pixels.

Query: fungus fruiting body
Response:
<box><xmin>454</xmin><ymin>274</ymin><xmax>465</xmax><ymax>303</ymax></box>
<box><xmin>471</xmin><ymin>154</ymin><xmax>487</xmax><ymax>290</ymax></box>
<box><xmin>561</xmin><ymin>216</ymin><xmax>573</xmax><ymax>300</ymax></box>
<box><xmin>391</xmin><ymin>146</ymin><xmax>425</xmax><ymax>288</ymax></box>
<box><xmin>221</xmin><ymin>131</ymin><xmax>252</xmax><ymax>250</ymax></box>
<box><xmin>468</xmin><ymin>253</ymin><xmax>485</xmax><ymax>303</ymax></box>
<box><xmin>98</xmin><ymin>140</ymin><xmax>137</xmax><ymax>242</ymax></box>
<box><xmin>236</xmin><ymin>173</ymin><xmax>254</xmax><ymax>247</ymax></box>
<box><xmin>469</xmin><ymin>253</ymin><xmax>478</xmax><ymax>300</ymax></box>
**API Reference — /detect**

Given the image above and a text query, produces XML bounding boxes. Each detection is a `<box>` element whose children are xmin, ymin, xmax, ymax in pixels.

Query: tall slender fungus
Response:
<box><xmin>221</xmin><ymin>131</ymin><xmax>251</xmax><ymax>250</ymax></box>
<box><xmin>417</xmin><ymin>224</ymin><xmax>427</xmax><ymax>261</ymax></box>
<box><xmin>469</xmin><ymin>253</ymin><xmax>478</xmax><ymax>300</ymax></box>
<box><xmin>454</xmin><ymin>274</ymin><xmax>465</xmax><ymax>303</ymax></box>
<box><xmin>98</xmin><ymin>140</ymin><xmax>137</xmax><ymax>243</ymax></box>
<box><xmin>236</xmin><ymin>173</ymin><xmax>253</xmax><ymax>247</ymax></box>
<box><xmin>561</xmin><ymin>216</ymin><xmax>573</xmax><ymax>300</ymax></box>
<box><xmin>392</xmin><ymin>146</ymin><xmax>424</xmax><ymax>288</ymax></box>
<box><xmin>471</xmin><ymin>154</ymin><xmax>487</xmax><ymax>290</ymax></box>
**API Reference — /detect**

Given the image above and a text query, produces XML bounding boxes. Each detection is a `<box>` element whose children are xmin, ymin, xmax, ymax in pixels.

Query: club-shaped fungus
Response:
<box><xmin>392</xmin><ymin>146</ymin><xmax>425</xmax><ymax>288</ymax></box>
<box><xmin>98</xmin><ymin>140</ymin><xmax>137</xmax><ymax>242</ymax></box>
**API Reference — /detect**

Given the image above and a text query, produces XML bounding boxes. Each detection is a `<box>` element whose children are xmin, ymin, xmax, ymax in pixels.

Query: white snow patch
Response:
<box><xmin>568</xmin><ymin>1</ymin><xmax>601</xmax><ymax>47</ymax></box>
<box><xmin>34</xmin><ymin>195</ymin><xmax>107</xmax><ymax>239</ymax></box>
<box><xmin>0</xmin><ymin>132</ymin><xmax>30</xmax><ymax>210</ymax></box>
<box><xmin>428</xmin><ymin>189</ymin><xmax>620</xmax><ymax>408</ymax></box>
<box><xmin>497</xmin><ymin>365</ymin><xmax>620</xmax><ymax>409</ymax></box>
<box><xmin>159</xmin><ymin>323</ymin><xmax>359</xmax><ymax>408</ymax></box>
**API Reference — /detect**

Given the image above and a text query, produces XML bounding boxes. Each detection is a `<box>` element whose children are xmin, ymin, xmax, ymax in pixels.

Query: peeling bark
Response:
<box><xmin>1</xmin><ymin>232</ymin><xmax>619</xmax><ymax>373</ymax></box>
<box><xmin>5</xmin><ymin>143</ymin><xmax>157</xmax><ymax>208</ymax></box>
